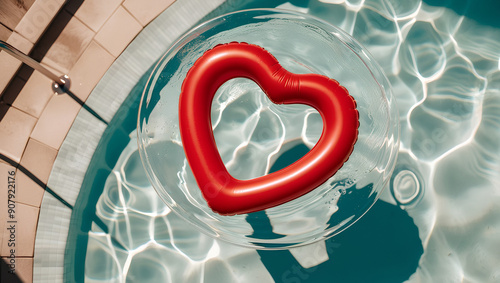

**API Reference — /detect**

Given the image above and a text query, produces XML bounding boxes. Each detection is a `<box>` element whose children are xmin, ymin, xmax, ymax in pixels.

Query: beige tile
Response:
<box><xmin>7</xmin><ymin>31</ymin><xmax>34</xmax><ymax>54</ymax></box>
<box><xmin>0</xmin><ymin>202</ymin><xmax>39</xmax><ymax>257</ymax></box>
<box><xmin>0</xmin><ymin>51</ymin><xmax>22</xmax><ymax>95</ymax></box>
<box><xmin>94</xmin><ymin>6</ymin><xmax>142</xmax><ymax>57</ymax></box>
<box><xmin>30</xmin><ymin>91</ymin><xmax>81</xmax><ymax>150</ymax></box>
<box><xmin>0</xmin><ymin>23</ymin><xmax>12</xmax><ymax>41</ymax></box>
<box><xmin>0</xmin><ymin>159</ymin><xmax>16</xmax><ymax>189</ymax></box>
<box><xmin>123</xmin><ymin>0</ymin><xmax>176</xmax><ymax>26</ymax></box>
<box><xmin>74</xmin><ymin>0</ymin><xmax>122</xmax><ymax>32</ymax></box>
<box><xmin>20</xmin><ymin>138</ymin><xmax>58</xmax><ymax>182</ymax></box>
<box><xmin>1</xmin><ymin>77</ymin><xmax>27</xmax><ymax>107</ymax></box>
<box><xmin>0</xmin><ymin>103</ymin><xmax>37</xmax><ymax>163</ymax></box>
<box><xmin>41</xmin><ymin>16</ymin><xmax>95</xmax><ymax>75</ymax></box>
<box><xmin>0</xmin><ymin>162</ymin><xmax>16</xmax><ymax>247</ymax></box>
<box><xmin>0</xmin><ymin>209</ymin><xmax>11</xmax><ymax>254</ymax></box>
<box><xmin>15</xmin><ymin>171</ymin><xmax>45</xmax><ymax>208</ymax></box>
<box><xmin>0</xmin><ymin>162</ymin><xmax>35</xmax><ymax>282</ymax></box>
<box><xmin>15</xmin><ymin>138</ymin><xmax>57</xmax><ymax>207</ymax></box>
<box><xmin>1</xmin><ymin>257</ymin><xmax>33</xmax><ymax>283</ymax></box>
<box><xmin>14</xmin><ymin>0</ymin><xmax>65</xmax><ymax>44</ymax></box>
<box><xmin>0</xmin><ymin>0</ymin><xmax>36</xmax><ymax>30</ymax></box>
<box><xmin>0</xmin><ymin>31</ymin><xmax>35</xmax><ymax>97</ymax></box>
<box><xmin>68</xmin><ymin>41</ymin><xmax>115</xmax><ymax>102</ymax></box>
<box><xmin>11</xmin><ymin>72</ymin><xmax>54</xmax><ymax>118</ymax></box>
<box><xmin>0</xmin><ymin>158</ymin><xmax>15</xmax><ymax>170</ymax></box>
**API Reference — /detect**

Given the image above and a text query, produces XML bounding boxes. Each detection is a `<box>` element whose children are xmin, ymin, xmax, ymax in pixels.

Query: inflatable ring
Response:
<box><xmin>179</xmin><ymin>42</ymin><xmax>359</xmax><ymax>215</ymax></box>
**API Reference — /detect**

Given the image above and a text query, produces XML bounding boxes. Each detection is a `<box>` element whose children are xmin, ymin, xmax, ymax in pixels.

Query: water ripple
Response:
<box><xmin>87</xmin><ymin>136</ymin><xmax>274</xmax><ymax>282</ymax></box>
<box><xmin>84</xmin><ymin>0</ymin><xmax>500</xmax><ymax>281</ymax></box>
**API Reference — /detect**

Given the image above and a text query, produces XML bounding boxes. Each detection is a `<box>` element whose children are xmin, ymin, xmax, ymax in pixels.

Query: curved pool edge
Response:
<box><xmin>32</xmin><ymin>0</ymin><xmax>227</xmax><ymax>281</ymax></box>
<box><xmin>28</xmin><ymin>0</ymin><xmax>500</xmax><ymax>282</ymax></box>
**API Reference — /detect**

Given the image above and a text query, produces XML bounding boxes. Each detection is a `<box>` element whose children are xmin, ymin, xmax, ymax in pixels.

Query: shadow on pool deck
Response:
<box><xmin>1</xmin><ymin>258</ymin><xmax>24</xmax><ymax>283</ymax></box>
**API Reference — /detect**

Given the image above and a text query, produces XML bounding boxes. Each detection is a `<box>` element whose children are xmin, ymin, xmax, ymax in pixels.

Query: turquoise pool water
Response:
<box><xmin>61</xmin><ymin>0</ymin><xmax>500</xmax><ymax>282</ymax></box>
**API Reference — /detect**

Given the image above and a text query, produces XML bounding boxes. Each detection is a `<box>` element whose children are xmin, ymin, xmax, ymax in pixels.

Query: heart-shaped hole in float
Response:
<box><xmin>211</xmin><ymin>78</ymin><xmax>320</xmax><ymax>180</ymax></box>
<box><xmin>179</xmin><ymin>42</ymin><xmax>359</xmax><ymax>215</ymax></box>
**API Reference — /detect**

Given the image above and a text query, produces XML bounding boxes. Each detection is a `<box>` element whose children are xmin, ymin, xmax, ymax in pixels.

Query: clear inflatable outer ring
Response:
<box><xmin>179</xmin><ymin>42</ymin><xmax>360</xmax><ymax>215</ymax></box>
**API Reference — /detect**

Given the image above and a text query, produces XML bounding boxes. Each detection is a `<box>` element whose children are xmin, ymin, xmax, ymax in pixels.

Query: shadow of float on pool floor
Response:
<box><xmin>257</xmin><ymin>198</ymin><xmax>423</xmax><ymax>283</ymax></box>
<box><xmin>252</xmin><ymin>143</ymin><xmax>423</xmax><ymax>283</ymax></box>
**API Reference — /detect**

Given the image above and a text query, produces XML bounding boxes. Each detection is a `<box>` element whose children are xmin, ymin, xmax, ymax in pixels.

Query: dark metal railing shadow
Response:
<box><xmin>0</xmin><ymin>40</ymin><xmax>108</xmax><ymax>125</ymax></box>
<box><xmin>0</xmin><ymin>40</ymin><xmax>126</xmax><ymax>256</ymax></box>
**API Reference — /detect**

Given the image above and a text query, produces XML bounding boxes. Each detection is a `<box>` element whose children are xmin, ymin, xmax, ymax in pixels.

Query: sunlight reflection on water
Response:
<box><xmin>83</xmin><ymin>0</ymin><xmax>500</xmax><ymax>282</ymax></box>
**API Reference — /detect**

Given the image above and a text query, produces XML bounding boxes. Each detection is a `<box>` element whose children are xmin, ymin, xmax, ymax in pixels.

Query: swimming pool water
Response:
<box><xmin>62</xmin><ymin>0</ymin><xmax>500</xmax><ymax>282</ymax></box>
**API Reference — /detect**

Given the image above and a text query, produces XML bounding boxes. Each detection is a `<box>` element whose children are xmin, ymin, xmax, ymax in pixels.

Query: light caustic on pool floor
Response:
<box><xmin>85</xmin><ymin>0</ymin><xmax>500</xmax><ymax>282</ymax></box>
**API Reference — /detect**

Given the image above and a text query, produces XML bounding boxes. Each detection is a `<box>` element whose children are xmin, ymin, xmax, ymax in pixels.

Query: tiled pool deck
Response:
<box><xmin>0</xmin><ymin>0</ymin><xmax>179</xmax><ymax>281</ymax></box>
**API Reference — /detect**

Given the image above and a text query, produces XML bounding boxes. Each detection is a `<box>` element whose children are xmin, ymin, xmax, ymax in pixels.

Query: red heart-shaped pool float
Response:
<box><xmin>179</xmin><ymin>42</ymin><xmax>359</xmax><ymax>215</ymax></box>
